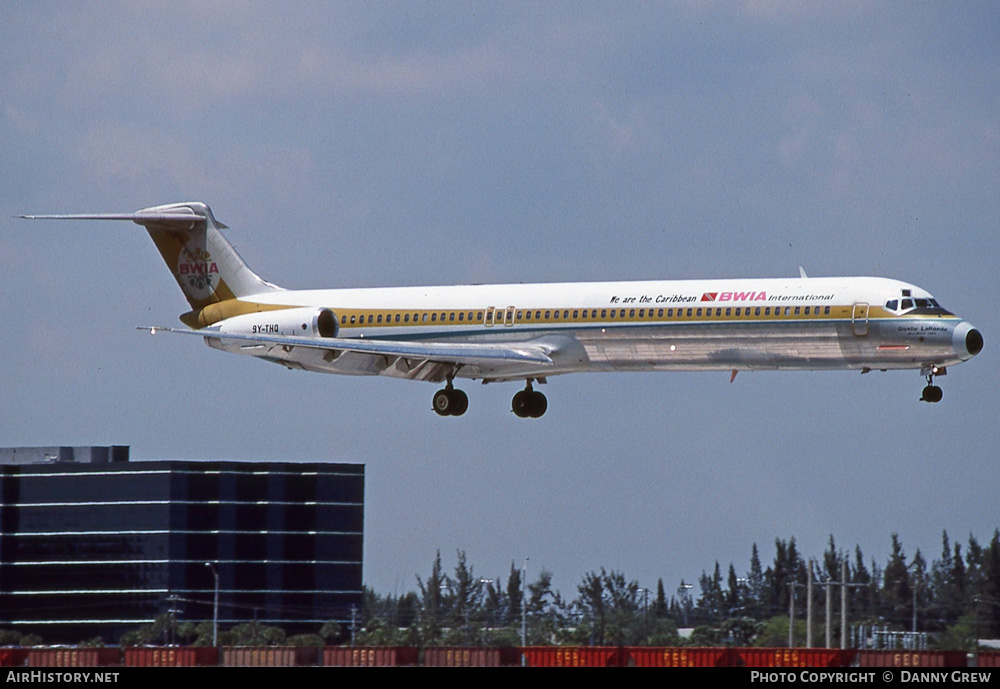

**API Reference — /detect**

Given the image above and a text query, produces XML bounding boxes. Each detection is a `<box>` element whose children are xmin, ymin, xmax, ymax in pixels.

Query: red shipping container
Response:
<box><xmin>124</xmin><ymin>647</ymin><xmax>218</xmax><ymax>667</ymax></box>
<box><xmin>222</xmin><ymin>646</ymin><xmax>319</xmax><ymax>667</ymax></box>
<box><xmin>974</xmin><ymin>652</ymin><xmax>1000</xmax><ymax>668</ymax></box>
<box><xmin>856</xmin><ymin>650</ymin><xmax>967</xmax><ymax>668</ymax></box>
<box><xmin>626</xmin><ymin>647</ymin><xmax>730</xmax><ymax>667</ymax></box>
<box><xmin>422</xmin><ymin>647</ymin><xmax>520</xmax><ymax>667</ymax></box>
<box><xmin>0</xmin><ymin>649</ymin><xmax>28</xmax><ymax>667</ymax></box>
<box><xmin>520</xmin><ymin>646</ymin><xmax>626</xmax><ymax>667</ymax></box>
<box><xmin>28</xmin><ymin>649</ymin><xmax>120</xmax><ymax>667</ymax></box>
<box><xmin>733</xmin><ymin>648</ymin><xmax>851</xmax><ymax>668</ymax></box>
<box><xmin>323</xmin><ymin>647</ymin><xmax>418</xmax><ymax>667</ymax></box>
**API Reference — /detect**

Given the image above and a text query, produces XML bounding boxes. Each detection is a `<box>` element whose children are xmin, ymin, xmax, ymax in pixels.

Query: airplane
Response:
<box><xmin>23</xmin><ymin>202</ymin><xmax>983</xmax><ymax>417</ymax></box>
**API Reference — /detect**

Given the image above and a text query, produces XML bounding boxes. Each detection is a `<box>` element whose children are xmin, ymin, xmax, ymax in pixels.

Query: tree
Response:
<box><xmin>883</xmin><ymin>533</ymin><xmax>912</xmax><ymax>627</ymax></box>
<box><xmin>416</xmin><ymin>550</ymin><xmax>449</xmax><ymax>643</ymax></box>
<box><xmin>504</xmin><ymin>561</ymin><xmax>523</xmax><ymax>629</ymax></box>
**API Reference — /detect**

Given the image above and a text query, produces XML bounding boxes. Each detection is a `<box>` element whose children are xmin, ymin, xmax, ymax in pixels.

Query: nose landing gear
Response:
<box><xmin>920</xmin><ymin>368</ymin><xmax>943</xmax><ymax>403</ymax></box>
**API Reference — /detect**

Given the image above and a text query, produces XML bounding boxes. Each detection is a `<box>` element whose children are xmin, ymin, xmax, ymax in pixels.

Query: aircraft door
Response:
<box><xmin>484</xmin><ymin>306</ymin><xmax>495</xmax><ymax>327</ymax></box>
<box><xmin>852</xmin><ymin>303</ymin><xmax>869</xmax><ymax>336</ymax></box>
<box><xmin>505</xmin><ymin>306</ymin><xmax>516</xmax><ymax>326</ymax></box>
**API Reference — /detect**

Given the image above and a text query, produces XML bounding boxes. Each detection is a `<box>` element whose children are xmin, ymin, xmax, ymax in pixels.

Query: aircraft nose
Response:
<box><xmin>953</xmin><ymin>321</ymin><xmax>983</xmax><ymax>360</ymax></box>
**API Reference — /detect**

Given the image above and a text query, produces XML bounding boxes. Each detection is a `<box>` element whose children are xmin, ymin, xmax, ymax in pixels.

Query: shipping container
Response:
<box><xmin>28</xmin><ymin>649</ymin><xmax>121</xmax><ymax>667</ymax></box>
<box><xmin>222</xmin><ymin>646</ymin><xmax>319</xmax><ymax>667</ymax></box>
<box><xmin>855</xmin><ymin>650</ymin><xmax>967</xmax><ymax>668</ymax></box>
<box><xmin>124</xmin><ymin>647</ymin><xmax>218</xmax><ymax>667</ymax></box>
<box><xmin>323</xmin><ymin>647</ymin><xmax>418</xmax><ymax>667</ymax></box>
<box><xmin>625</xmin><ymin>647</ymin><xmax>730</xmax><ymax>667</ymax></box>
<box><xmin>0</xmin><ymin>649</ymin><xmax>28</xmax><ymax>667</ymax></box>
<box><xmin>520</xmin><ymin>646</ymin><xmax>626</xmax><ymax>667</ymax></box>
<box><xmin>974</xmin><ymin>651</ymin><xmax>1000</xmax><ymax>668</ymax></box>
<box><xmin>423</xmin><ymin>647</ymin><xmax>520</xmax><ymax>667</ymax></box>
<box><xmin>733</xmin><ymin>648</ymin><xmax>852</xmax><ymax>668</ymax></box>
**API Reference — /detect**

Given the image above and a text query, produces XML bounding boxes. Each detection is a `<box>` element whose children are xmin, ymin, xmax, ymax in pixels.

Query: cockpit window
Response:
<box><xmin>886</xmin><ymin>296</ymin><xmax>952</xmax><ymax>316</ymax></box>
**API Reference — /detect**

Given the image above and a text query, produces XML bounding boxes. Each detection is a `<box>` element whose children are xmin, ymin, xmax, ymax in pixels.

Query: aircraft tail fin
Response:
<box><xmin>23</xmin><ymin>202</ymin><xmax>282</xmax><ymax>323</ymax></box>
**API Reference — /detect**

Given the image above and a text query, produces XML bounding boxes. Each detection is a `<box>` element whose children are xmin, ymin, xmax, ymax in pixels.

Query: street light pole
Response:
<box><xmin>521</xmin><ymin>557</ymin><xmax>529</xmax><ymax>668</ymax></box>
<box><xmin>203</xmin><ymin>562</ymin><xmax>218</xmax><ymax>646</ymax></box>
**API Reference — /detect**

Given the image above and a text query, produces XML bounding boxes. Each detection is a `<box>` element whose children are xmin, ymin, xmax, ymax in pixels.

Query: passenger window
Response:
<box><xmin>573</xmin><ymin>310</ymin><xmax>579</xmax><ymax>319</ymax></box>
<box><xmin>824</xmin><ymin>306</ymin><xmax>830</xmax><ymax>315</ymax></box>
<box><xmin>554</xmin><ymin>310</ymin><xmax>560</xmax><ymax>319</ymax></box>
<box><xmin>668</xmin><ymin>309</ymin><xmax>674</xmax><ymax>317</ymax></box>
<box><xmin>377</xmin><ymin>315</ymin><xmax>383</xmax><ymax>324</ymax></box>
<box><xmin>431</xmin><ymin>314</ymin><xmax>437</xmax><ymax>322</ymax></box>
<box><xmin>449</xmin><ymin>313</ymin><xmax>455</xmax><ymax>321</ymax></box>
<box><xmin>804</xmin><ymin>307</ymin><xmax>810</xmax><ymax>315</ymax></box>
<box><xmin>601</xmin><ymin>309</ymin><xmax>607</xmax><ymax>318</ymax></box>
<box><xmin>638</xmin><ymin>309</ymin><xmax>645</xmax><ymax>317</ymax></box>
<box><xmin>545</xmin><ymin>310</ymin><xmax>551</xmax><ymax>319</ymax></box>
<box><xmin>403</xmin><ymin>314</ymin><xmax>409</xmax><ymax>323</ymax></box>
<box><xmin>341</xmin><ymin>315</ymin><xmax>347</xmax><ymax>324</ymax></box>
<box><xmin>458</xmin><ymin>313</ymin><xmax>464</xmax><ymax>321</ymax></box>
<box><xmin>686</xmin><ymin>308</ymin><xmax>693</xmax><ymax>317</ymax></box>
<box><xmin>658</xmin><ymin>309</ymin><xmax>664</xmax><ymax>317</ymax></box>
<box><xmin>629</xmin><ymin>309</ymin><xmax>635</xmax><ymax>318</ymax></box>
<box><xmin>755</xmin><ymin>307</ymin><xmax>761</xmax><ymax>316</ymax></box>
<box><xmin>794</xmin><ymin>307</ymin><xmax>801</xmax><ymax>315</ymax></box>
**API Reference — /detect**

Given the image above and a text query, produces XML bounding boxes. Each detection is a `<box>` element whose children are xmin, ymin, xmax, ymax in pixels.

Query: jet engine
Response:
<box><xmin>214</xmin><ymin>307</ymin><xmax>339</xmax><ymax>339</ymax></box>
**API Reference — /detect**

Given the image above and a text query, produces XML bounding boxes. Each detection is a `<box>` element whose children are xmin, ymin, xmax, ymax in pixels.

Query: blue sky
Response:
<box><xmin>1</xmin><ymin>2</ymin><xmax>997</xmax><ymax>600</ymax></box>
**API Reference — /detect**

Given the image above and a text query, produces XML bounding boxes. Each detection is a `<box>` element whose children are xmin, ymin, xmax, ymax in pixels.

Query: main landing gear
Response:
<box><xmin>512</xmin><ymin>380</ymin><xmax>547</xmax><ymax>418</ymax></box>
<box><xmin>431</xmin><ymin>378</ymin><xmax>548</xmax><ymax>418</ymax></box>
<box><xmin>920</xmin><ymin>367</ymin><xmax>944</xmax><ymax>403</ymax></box>
<box><xmin>432</xmin><ymin>380</ymin><xmax>468</xmax><ymax>417</ymax></box>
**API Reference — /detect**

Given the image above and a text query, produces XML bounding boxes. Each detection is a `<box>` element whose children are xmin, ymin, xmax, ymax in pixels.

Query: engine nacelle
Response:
<box><xmin>215</xmin><ymin>307</ymin><xmax>339</xmax><ymax>339</ymax></box>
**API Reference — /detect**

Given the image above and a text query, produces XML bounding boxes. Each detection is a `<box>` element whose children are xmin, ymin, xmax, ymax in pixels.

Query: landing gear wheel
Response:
<box><xmin>512</xmin><ymin>390</ymin><xmax>532</xmax><ymax>418</ymax></box>
<box><xmin>433</xmin><ymin>389</ymin><xmax>453</xmax><ymax>416</ymax></box>
<box><xmin>920</xmin><ymin>385</ymin><xmax>943</xmax><ymax>403</ymax></box>
<box><xmin>512</xmin><ymin>388</ymin><xmax>547</xmax><ymax>418</ymax></box>
<box><xmin>450</xmin><ymin>389</ymin><xmax>469</xmax><ymax>416</ymax></box>
<box><xmin>528</xmin><ymin>391</ymin><xmax>547</xmax><ymax>418</ymax></box>
<box><xmin>433</xmin><ymin>388</ymin><xmax>469</xmax><ymax>416</ymax></box>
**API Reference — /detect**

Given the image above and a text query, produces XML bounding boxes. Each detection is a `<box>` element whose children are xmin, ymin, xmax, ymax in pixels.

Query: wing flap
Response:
<box><xmin>140</xmin><ymin>326</ymin><xmax>555</xmax><ymax>367</ymax></box>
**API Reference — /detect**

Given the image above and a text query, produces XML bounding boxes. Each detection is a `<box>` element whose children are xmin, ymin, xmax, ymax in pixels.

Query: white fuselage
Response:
<box><xmin>207</xmin><ymin>275</ymin><xmax>981</xmax><ymax>384</ymax></box>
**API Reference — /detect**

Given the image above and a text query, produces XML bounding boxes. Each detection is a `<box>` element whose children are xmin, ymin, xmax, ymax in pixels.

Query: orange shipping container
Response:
<box><xmin>520</xmin><ymin>646</ymin><xmax>626</xmax><ymax>667</ymax></box>
<box><xmin>423</xmin><ymin>647</ymin><xmax>519</xmax><ymax>667</ymax></box>
<box><xmin>28</xmin><ymin>649</ymin><xmax>120</xmax><ymax>667</ymax></box>
<box><xmin>125</xmin><ymin>647</ymin><xmax>218</xmax><ymax>667</ymax></box>
<box><xmin>626</xmin><ymin>647</ymin><xmax>730</xmax><ymax>667</ymax></box>
<box><xmin>733</xmin><ymin>647</ymin><xmax>852</xmax><ymax>668</ymax></box>
<box><xmin>323</xmin><ymin>647</ymin><xmax>418</xmax><ymax>667</ymax></box>
<box><xmin>222</xmin><ymin>646</ymin><xmax>318</xmax><ymax>667</ymax></box>
<box><xmin>855</xmin><ymin>650</ymin><xmax>966</xmax><ymax>668</ymax></box>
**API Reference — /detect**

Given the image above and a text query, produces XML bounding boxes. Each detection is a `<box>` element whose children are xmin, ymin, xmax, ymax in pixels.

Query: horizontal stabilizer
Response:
<box><xmin>20</xmin><ymin>208</ymin><xmax>226</xmax><ymax>229</ymax></box>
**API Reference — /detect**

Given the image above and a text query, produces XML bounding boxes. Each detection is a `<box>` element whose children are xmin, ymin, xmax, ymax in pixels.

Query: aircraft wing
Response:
<box><xmin>140</xmin><ymin>326</ymin><xmax>558</xmax><ymax>367</ymax></box>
